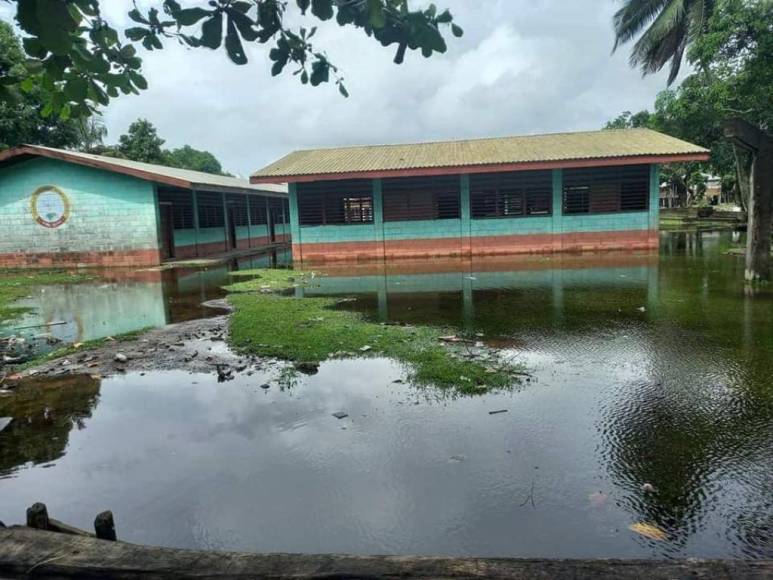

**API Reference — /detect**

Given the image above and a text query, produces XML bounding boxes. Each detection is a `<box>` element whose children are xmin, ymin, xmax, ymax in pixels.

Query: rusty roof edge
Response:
<box><xmin>1</xmin><ymin>145</ymin><xmax>287</xmax><ymax>196</ymax></box>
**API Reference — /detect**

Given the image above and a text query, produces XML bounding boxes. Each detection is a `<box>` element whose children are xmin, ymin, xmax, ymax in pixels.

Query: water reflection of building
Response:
<box><xmin>0</xmin><ymin>375</ymin><xmax>101</xmax><ymax>476</ymax></box>
<box><xmin>298</xmin><ymin>253</ymin><xmax>660</xmax><ymax>334</ymax></box>
<box><xmin>2</xmin><ymin>248</ymin><xmax>292</xmax><ymax>353</ymax></box>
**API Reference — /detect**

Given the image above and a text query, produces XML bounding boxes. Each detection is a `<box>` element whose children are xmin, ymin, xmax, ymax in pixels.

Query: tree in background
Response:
<box><xmin>111</xmin><ymin>118</ymin><xmax>228</xmax><ymax>175</ymax></box>
<box><xmin>74</xmin><ymin>115</ymin><xmax>107</xmax><ymax>153</ymax></box>
<box><xmin>0</xmin><ymin>0</ymin><xmax>462</xmax><ymax>120</ymax></box>
<box><xmin>165</xmin><ymin>145</ymin><xmax>226</xmax><ymax>175</ymax></box>
<box><xmin>608</xmin><ymin>0</ymin><xmax>772</xmax><ymax>209</ymax></box>
<box><xmin>117</xmin><ymin>118</ymin><xmax>165</xmax><ymax>164</ymax></box>
<box><xmin>612</xmin><ymin>0</ymin><xmax>714</xmax><ymax>84</ymax></box>
<box><xmin>0</xmin><ymin>20</ymin><xmax>80</xmax><ymax>149</ymax></box>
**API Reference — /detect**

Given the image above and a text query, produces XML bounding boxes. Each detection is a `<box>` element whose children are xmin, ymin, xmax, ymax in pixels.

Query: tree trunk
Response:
<box><xmin>733</xmin><ymin>144</ymin><xmax>751</xmax><ymax>212</ymax></box>
<box><xmin>745</xmin><ymin>141</ymin><xmax>772</xmax><ymax>282</ymax></box>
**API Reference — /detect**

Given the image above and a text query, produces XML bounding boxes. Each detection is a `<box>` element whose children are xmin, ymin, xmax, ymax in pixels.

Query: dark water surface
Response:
<box><xmin>0</xmin><ymin>231</ymin><xmax>771</xmax><ymax>559</ymax></box>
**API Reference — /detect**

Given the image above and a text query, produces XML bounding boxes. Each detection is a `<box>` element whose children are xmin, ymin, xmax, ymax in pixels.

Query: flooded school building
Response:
<box><xmin>251</xmin><ymin>128</ymin><xmax>708</xmax><ymax>263</ymax></box>
<box><xmin>0</xmin><ymin>146</ymin><xmax>288</xmax><ymax>268</ymax></box>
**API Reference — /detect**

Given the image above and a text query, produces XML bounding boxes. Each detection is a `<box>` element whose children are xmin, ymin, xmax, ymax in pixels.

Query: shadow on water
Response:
<box><xmin>0</xmin><ymin>374</ymin><xmax>101</xmax><ymax>478</ymax></box>
<box><xmin>0</xmin><ymin>232</ymin><xmax>770</xmax><ymax>559</ymax></box>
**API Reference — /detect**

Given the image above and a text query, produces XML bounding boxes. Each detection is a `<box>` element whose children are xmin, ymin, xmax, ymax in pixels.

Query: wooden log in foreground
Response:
<box><xmin>0</xmin><ymin>527</ymin><xmax>771</xmax><ymax>580</ymax></box>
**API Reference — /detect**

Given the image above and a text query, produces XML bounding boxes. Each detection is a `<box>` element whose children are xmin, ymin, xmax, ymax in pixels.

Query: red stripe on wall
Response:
<box><xmin>294</xmin><ymin>230</ymin><xmax>659</xmax><ymax>263</ymax></box>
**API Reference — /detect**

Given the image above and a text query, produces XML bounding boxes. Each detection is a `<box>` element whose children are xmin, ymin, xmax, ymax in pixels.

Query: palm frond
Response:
<box><xmin>613</xmin><ymin>0</ymin><xmax>672</xmax><ymax>50</ymax></box>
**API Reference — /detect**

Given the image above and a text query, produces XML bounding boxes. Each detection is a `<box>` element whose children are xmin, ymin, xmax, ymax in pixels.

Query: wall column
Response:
<box><xmin>551</xmin><ymin>169</ymin><xmax>563</xmax><ymax>253</ymax></box>
<box><xmin>221</xmin><ymin>192</ymin><xmax>229</xmax><ymax>252</ymax></box>
<box><xmin>649</xmin><ymin>164</ymin><xmax>661</xmax><ymax>250</ymax></box>
<box><xmin>649</xmin><ymin>164</ymin><xmax>660</xmax><ymax>230</ymax></box>
<box><xmin>460</xmin><ymin>174</ymin><xmax>471</xmax><ymax>257</ymax></box>
<box><xmin>246</xmin><ymin>195</ymin><xmax>253</xmax><ymax>249</ymax></box>
<box><xmin>372</xmin><ymin>179</ymin><xmax>384</xmax><ymax>259</ymax></box>
<box><xmin>288</xmin><ymin>183</ymin><xmax>302</xmax><ymax>262</ymax></box>
<box><xmin>191</xmin><ymin>189</ymin><xmax>200</xmax><ymax>257</ymax></box>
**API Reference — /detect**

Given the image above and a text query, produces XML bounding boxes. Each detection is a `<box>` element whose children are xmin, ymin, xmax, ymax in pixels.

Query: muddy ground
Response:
<box><xmin>1</xmin><ymin>301</ymin><xmax>290</xmax><ymax>389</ymax></box>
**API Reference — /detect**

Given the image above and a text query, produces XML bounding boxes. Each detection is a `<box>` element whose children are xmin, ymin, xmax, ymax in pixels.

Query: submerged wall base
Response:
<box><xmin>295</xmin><ymin>230</ymin><xmax>659</xmax><ymax>263</ymax></box>
<box><xmin>0</xmin><ymin>249</ymin><xmax>161</xmax><ymax>268</ymax></box>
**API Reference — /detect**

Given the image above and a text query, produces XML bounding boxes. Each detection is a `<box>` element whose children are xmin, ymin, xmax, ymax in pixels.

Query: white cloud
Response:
<box><xmin>2</xmin><ymin>1</ymin><xmax>682</xmax><ymax>176</ymax></box>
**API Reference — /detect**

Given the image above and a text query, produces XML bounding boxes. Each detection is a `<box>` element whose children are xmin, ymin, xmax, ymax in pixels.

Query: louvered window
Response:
<box><xmin>563</xmin><ymin>165</ymin><xmax>649</xmax><ymax>214</ymax></box>
<box><xmin>382</xmin><ymin>176</ymin><xmax>460</xmax><ymax>221</ymax></box>
<box><xmin>470</xmin><ymin>170</ymin><xmax>552</xmax><ymax>218</ymax></box>
<box><xmin>298</xmin><ymin>180</ymin><xmax>373</xmax><ymax>226</ymax></box>
<box><xmin>197</xmin><ymin>192</ymin><xmax>225</xmax><ymax>228</ymax></box>
<box><xmin>158</xmin><ymin>189</ymin><xmax>195</xmax><ymax>230</ymax></box>
<box><xmin>248</xmin><ymin>196</ymin><xmax>268</xmax><ymax>224</ymax></box>
<box><xmin>226</xmin><ymin>194</ymin><xmax>249</xmax><ymax>226</ymax></box>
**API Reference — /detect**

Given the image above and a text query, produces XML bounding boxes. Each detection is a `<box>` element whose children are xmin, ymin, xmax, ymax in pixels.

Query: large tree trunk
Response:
<box><xmin>724</xmin><ymin>119</ymin><xmax>772</xmax><ymax>282</ymax></box>
<box><xmin>733</xmin><ymin>144</ymin><xmax>752</xmax><ymax>212</ymax></box>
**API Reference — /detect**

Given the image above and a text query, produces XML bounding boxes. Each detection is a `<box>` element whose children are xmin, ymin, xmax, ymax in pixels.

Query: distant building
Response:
<box><xmin>0</xmin><ymin>146</ymin><xmax>288</xmax><ymax>268</ymax></box>
<box><xmin>251</xmin><ymin>129</ymin><xmax>708</xmax><ymax>263</ymax></box>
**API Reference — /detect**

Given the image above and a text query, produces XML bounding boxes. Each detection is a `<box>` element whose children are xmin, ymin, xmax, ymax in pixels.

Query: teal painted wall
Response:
<box><xmin>0</xmin><ymin>158</ymin><xmax>159</xmax><ymax>255</ymax></box>
<box><xmin>174</xmin><ymin>229</ymin><xmax>197</xmax><ymax>247</ymax></box>
<box><xmin>383</xmin><ymin>218</ymin><xmax>462</xmax><ymax>240</ymax></box>
<box><xmin>290</xmin><ymin>165</ymin><xmax>657</xmax><ymax>248</ymax></box>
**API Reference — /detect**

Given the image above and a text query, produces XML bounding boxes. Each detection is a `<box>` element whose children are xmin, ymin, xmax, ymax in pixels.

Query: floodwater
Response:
<box><xmin>0</xmin><ymin>231</ymin><xmax>771</xmax><ymax>560</ymax></box>
<box><xmin>0</xmin><ymin>249</ymin><xmax>290</xmax><ymax>358</ymax></box>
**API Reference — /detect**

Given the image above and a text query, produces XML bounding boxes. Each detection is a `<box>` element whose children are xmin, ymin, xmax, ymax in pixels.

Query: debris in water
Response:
<box><xmin>114</xmin><ymin>353</ymin><xmax>128</xmax><ymax>363</ymax></box>
<box><xmin>637</xmin><ymin>306</ymin><xmax>647</xmax><ymax>312</ymax></box>
<box><xmin>489</xmin><ymin>409</ymin><xmax>508</xmax><ymax>415</ymax></box>
<box><xmin>332</xmin><ymin>411</ymin><xmax>348</xmax><ymax>419</ymax></box>
<box><xmin>588</xmin><ymin>491</ymin><xmax>609</xmax><ymax>508</ymax></box>
<box><xmin>629</xmin><ymin>521</ymin><xmax>667</xmax><ymax>541</ymax></box>
<box><xmin>449</xmin><ymin>455</ymin><xmax>466</xmax><ymax>463</ymax></box>
<box><xmin>641</xmin><ymin>482</ymin><xmax>656</xmax><ymax>493</ymax></box>
<box><xmin>294</xmin><ymin>361</ymin><xmax>319</xmax><ymax>375</ymax></box>
<box><xmin>260</xmin><ymin>383</ymin><xmax>271</xmax><ymax>390</ymax></box>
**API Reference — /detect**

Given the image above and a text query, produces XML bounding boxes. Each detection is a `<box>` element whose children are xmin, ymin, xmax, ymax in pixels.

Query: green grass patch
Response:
<box><xmin>225</xmin><ymin>269</ymin><xmax>523</xmax><ymax>394</ymax></box>
<box><xmin>0</xmin><ymin>270</ymin><xmax>93</xmax><ymax>324</ymax></box>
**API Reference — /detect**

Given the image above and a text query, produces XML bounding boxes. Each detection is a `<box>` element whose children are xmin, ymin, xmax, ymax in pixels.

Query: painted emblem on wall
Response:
<box><xmin>31</xmin><ymin>185</ymin><xmax>70</xmax><ymax>228</ymax></box>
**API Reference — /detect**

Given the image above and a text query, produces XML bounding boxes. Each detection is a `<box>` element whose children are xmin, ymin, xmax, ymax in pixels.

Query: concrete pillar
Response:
<box><xmin>460</xmin><ymin>174</ymin><xmax>471</xmax><ymax>257</ymax></box>
<box><xmin>191</xmin><ymin>189</ymin><xmax>200</xmax><ymax>257</ymax></box>
<box><xmin>288</xmin><ymin>183</ymin><xmax>302</xmax><ymax>262</ymax></box>
<box><xmin>246</xmin><ymin>195</ymin><xmax>253</xmax><ymax>248</ymax></box>
<box><xmin>649</xmin><ymin>164</ymin><xmax>661</xmax><ymax>232</ymax></box>
<box><xmin>221</xmin><ymin>192</ymin><xmax>228</xmax><ymax>252</ymax></box>
<box><xmin>551</xmin><ymin>169</ymin><xmax>563</xmax><ymax>252</ymax></box>
<box><xmin>462</xmin><ymin>274</ymin><xmax>474</xmax><ymax>331</ymax></box>
<box><xmin>372</xmin><ymin>179</ymin><xmax>384</xmax><ymax>259</ymax></box>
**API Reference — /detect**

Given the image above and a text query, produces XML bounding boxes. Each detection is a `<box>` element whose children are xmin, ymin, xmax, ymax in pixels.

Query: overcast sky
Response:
<box><xmin>2</xmin><ymin>1</ymin><xmax>682</xmax><ymax>177</ymax></box>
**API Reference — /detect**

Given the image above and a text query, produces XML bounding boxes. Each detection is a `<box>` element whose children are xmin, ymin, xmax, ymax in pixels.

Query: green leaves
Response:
<box><xmin>4</xmin><ymin>0</ymin><xmax>462</xmax><ymax>115</ymax></box>
<box><xmin>200</xmin><ymin>11</ymin><xmax>223</xmax><ymax>49</ymax></box>
<box><xmin>225</xmin><ymin>17</ymin><xmax>247</xmax><ymax>64</ymax></box>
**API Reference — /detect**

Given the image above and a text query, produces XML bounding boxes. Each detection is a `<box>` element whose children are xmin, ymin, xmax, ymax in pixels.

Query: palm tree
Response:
<box><xmin>612</xmin><ymin>0</ymin><xmax>715</xmax><ymax>84</ymax></box>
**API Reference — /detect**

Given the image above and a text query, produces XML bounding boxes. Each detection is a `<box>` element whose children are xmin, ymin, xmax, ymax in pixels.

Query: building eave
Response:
<box><xmin>250</xmin><ymin>153</ymin><xmax>710</xmax><ymax>184</ymax></box>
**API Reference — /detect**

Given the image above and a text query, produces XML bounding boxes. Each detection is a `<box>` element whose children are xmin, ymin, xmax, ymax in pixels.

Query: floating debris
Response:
<box><xmin>114</xmin><ymin>353</ymin><xmax>128</xmax><ymax>363</ymax></box>
<box><xmin>488</xmin><ymin>409</ymin><xmax>508</xmax><ymax>415</ymax></box>
<box><xmin>629</xmin><ymin>522</ymin><xmax>667</xmax><ymax>541</ymax></box>
<box><xmin>641</xmin><ymin>482</ymin><xmax>656</xmax><ymax>493</ymax></box>
<box><xmin>332</xmin><ymin>411</ymin><xmax>348</xmax><ymax>420</ymax></box>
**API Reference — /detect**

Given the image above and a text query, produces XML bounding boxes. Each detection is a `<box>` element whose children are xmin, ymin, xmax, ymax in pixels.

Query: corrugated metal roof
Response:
<box><xmin>0</xmin><ymin>145</ymin><xmax>287</xmax><ymax>195</ymax></box>
<box><xmin>251</xmin><ymin>128</ymin><xmax>709</xmax><ymax>182</ymax></box>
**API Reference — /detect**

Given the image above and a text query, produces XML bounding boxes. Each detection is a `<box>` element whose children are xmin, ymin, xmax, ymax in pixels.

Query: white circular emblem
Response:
<box><xmin>31</xmin><ymin>186</ymin><xmax>70</xmax><ymax>228</ymax></box>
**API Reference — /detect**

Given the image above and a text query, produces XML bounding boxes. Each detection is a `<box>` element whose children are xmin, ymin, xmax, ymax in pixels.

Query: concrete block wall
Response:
<box><xmin>289</xmin><ymin>165</ymin><xmax>660</xmax><ymax>263</ymax></box>
<box><xmin>0</xmin><ymin>158</ymin><xmax>160</xmax><ymax>267</ymax></box>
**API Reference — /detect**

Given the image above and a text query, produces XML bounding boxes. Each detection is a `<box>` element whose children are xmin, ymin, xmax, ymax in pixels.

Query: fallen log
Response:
<box><xmin>0</xmin><ymin>527</ymin><xmax>770</xmax><ymax>580</ymax></box>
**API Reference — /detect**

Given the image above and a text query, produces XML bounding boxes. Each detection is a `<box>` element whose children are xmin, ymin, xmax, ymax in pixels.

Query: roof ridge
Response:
<box><xmin>284</xmin><ymin>127</ymin><xmax>657</xmax><ymax>155</ymax></box>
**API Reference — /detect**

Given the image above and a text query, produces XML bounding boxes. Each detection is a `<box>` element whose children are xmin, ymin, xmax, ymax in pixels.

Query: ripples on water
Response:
<box><xmin>0</xmin><ymin>231</ymin><xmax>771</xmax><ymax>559</ymax></box>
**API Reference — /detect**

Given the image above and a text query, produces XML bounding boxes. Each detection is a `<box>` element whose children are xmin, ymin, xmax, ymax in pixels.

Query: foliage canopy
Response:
<box><xmin>0</xmin><ymin>0</ymin><xmax>462</xmax><ymax>119</ymax></box>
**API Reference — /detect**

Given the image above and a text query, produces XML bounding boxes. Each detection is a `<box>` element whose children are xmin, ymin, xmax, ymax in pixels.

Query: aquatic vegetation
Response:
<box><xmin>224</xmin><ymin>269</ymin><xmax>523</xmax><ymax>394</ymax></box>
<box><xmin>0</xmin><ymin>270</ymin><xmax>93</xmax><ymax>324</ymax></box>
